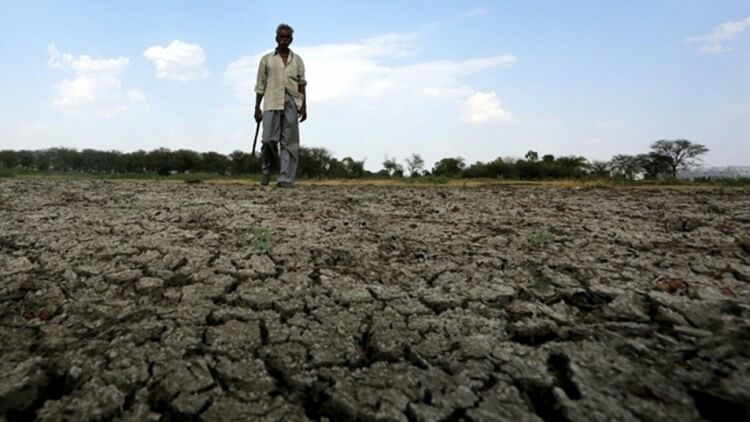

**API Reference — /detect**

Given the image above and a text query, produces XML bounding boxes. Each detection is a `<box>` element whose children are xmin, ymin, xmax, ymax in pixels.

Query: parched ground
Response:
<box><xmin>1</xmin><ymin>179</ymin><xmax>749</xmax><ymax>422</ymax></box>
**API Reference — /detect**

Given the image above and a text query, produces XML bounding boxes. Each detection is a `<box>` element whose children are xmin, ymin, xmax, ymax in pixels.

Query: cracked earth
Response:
<box><xmin>1</xmin><ymin>179</ymin><xmax>749</xmax><ymax>421</ymax></box>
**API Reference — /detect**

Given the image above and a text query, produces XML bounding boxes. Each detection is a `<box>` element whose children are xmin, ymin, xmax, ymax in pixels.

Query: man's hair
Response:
<box><xmin>276</xmin><ymin>23</ymin><xmax>294</xmax><ymax>35</ymax></box>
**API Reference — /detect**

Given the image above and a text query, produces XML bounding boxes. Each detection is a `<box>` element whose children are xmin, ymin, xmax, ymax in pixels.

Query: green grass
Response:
<box><xmin>527</xmin><ymin>230</ymin><xmax>553</xmax><ymax>246</ymax></box>
<box><xmin>248</xmin><ymin>226</ymin><xmax>272</xmax><ymax>255</ymax></box>
<box><xmin>0</xmin><ymin>167</ymin><xmax>15</xmax><ymax>178</ymax></box>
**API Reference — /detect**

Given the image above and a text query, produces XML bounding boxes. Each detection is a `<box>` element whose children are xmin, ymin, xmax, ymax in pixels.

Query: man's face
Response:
<box><xmin>276</xmin><ymin>29</ymin><xmax>293</xmax><ymax>49</ymax></box>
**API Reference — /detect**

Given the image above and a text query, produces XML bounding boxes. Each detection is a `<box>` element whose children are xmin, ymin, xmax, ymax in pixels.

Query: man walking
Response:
<box><xmin>254</xmin><ymin>23</ymin><xmax>307</xmax><ymax>187</ymax></box>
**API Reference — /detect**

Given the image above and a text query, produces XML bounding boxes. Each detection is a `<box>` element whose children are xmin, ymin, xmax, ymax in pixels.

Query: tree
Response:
<box><xmin>589</xmin><ymin>161</ymin><xmax>610</xmax><ymax>178</ymax></box>
<box><xmin>126</xmin><ymin>150</ymin><xmax>148</xmax><ymax>173</ymax></box>
<box><xmin>554</xmin><ymin>156</ymin><xmax>589</xmax><ymax>177</ymax></box>
<box><xmin>525</xmin><ymin>150</ymin><xmax>539</xmax><ymax>162</ymax></box>
<box><xmin>432</xmin><ymin>157</ymin><xmax>465</xmax><ymax>177</ymax></box>
<box><xmin>609</xmin><ymin>154</ymin><xmax>642</xmax><ymax>180</ymax></box>
<box><xmin>172</xmin><ymin>149</ymin><xmax>201</xmax><ymax>173</ymax></box>
<box><xmin>0</xmin><ymin>150</ymin><xmax>18</xmax><ymax>169</ymax></box>
<box><xmin>147</xmin><ymin>148</ymin><xmax>174</xmax><ymax>176</ymax></box>
<box><xmin>200</xmin><ymin>151</ymin><xmax>231</xmax><ymax>175</ymax></box>
<box><xmin>464</xmin><ymin>161</ymin><xmax>492</xmax><ymax>178</ymax></box>
<box><xmin>382</xmin><ymin>156</ymin><xmax>404</xmax><ymax>177</ymax></box>
<box><xmin>340</xmin><ymin>157</ymin><xmax>366</xmax><ymax>178</ymax></box>
<box><xmin>650</xmin><ymin>139</ymin><xmax>709</xmax><ymax>178</ymax></box>
<box><xmin>300</xmin><ymin>147</ymin><xmax>333</xmax><ymax>179</ymax></box>
<box><xmin>542</xmin><ymin>154</ymin><xmax>555</xmax><ymax>163</ymax></box>
<box><xmin>405</xmin><ymin>153</ymin><xmax>424</xmax><ymax>177</ymax></box>
<box><xmin>638</xmin><ymin>153</ymin><xmax>672</xmax><ymax>180</ymax></box>
<box><xmin>229</xmin><ymin>150</ymin><xmax>252</xmax><ymax>176</ymax></box>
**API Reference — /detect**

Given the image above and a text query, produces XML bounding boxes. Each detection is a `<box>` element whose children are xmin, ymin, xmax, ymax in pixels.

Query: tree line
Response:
<box><xmin>0</xmin><ymin>139</ymin><xmax>708</xmax><ymax>180</ymax></box>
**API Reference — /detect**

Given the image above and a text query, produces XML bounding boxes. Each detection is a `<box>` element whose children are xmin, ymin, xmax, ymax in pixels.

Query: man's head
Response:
<box><xmin>276</xmin><ymin>23</ymin><xmax>294</xmax><ymax>50</ymax></box>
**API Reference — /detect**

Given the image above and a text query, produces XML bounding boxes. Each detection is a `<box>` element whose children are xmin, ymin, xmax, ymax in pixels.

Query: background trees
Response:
<box><xmin>381</xmin><ymin>156</ymin><xmax>404</xmax><ymax>177</ymax></box>
<box><xmin>432</xmin><ymin>157</ymin><xmax>465</xmax><ymax>177</ymax></box>
<box><xmin>650</xmin><ymin>139</ymin><xmax>709</xmax><ymax>178</ymax></box>
<box><xmin>0</xmin><ymin>139</ymin><xmax>713</xmax><ymax>181</ymax></box>
<box><xmin>405</xmin><ymin>153</ymin><xmax>424</xmax><ymax>177</ymax></box>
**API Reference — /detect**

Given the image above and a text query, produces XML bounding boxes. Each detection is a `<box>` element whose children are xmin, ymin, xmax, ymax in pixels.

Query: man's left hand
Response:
<box><xmin>299</xmin><ymin>105</ymin><xmax>307</xmax><ymax>122</ymax></box>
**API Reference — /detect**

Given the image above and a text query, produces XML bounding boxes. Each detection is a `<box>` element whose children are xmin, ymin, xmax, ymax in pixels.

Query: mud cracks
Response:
<box><xmin>1</xmin><ymin>179</ymin><xmax>749</xmax><ymax>421</ymax></box>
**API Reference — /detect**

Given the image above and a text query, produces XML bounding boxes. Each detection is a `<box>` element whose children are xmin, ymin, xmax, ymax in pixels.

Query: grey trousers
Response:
<box><xmin>261</xmin><ymin>93</ymin><xmax>299</xmax><ymax>184</ymax></box>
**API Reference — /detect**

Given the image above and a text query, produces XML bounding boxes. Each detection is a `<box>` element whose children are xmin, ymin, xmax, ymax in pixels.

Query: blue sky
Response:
<box><xmin>1</xmin><ymin>1</ymin><xmax>749</xmax><ymax>170</ymax></box>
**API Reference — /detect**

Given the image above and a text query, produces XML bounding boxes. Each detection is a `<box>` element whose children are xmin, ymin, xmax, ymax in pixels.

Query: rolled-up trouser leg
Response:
<box><xmin>278</xmin><ymin>93</ymin><xmax>299</xmax><ymax>184</ymax></box>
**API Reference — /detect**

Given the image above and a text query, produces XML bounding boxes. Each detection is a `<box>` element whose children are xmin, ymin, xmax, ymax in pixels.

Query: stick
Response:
<box><xmin>251</xmin><ymin>121</ymin><xmax>261</xmax><ymax>156</ymax></box>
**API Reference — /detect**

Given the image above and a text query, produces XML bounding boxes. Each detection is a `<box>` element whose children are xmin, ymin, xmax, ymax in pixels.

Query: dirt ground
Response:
<box><xmin>1</xmin><ymin>179</ymin><xmax>749</xmax><ymax>421</ymax></box>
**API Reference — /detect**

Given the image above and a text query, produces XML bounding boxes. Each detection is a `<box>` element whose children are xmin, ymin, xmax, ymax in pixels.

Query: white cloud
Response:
<box><xmin>688</xmin><ymin>16</ymin><xmax>750</xmax><ymax>54</ymax></box>
<box><xmin>48</xmin><ymin>46</ymin><xmax>145</xmax><ymax>117</ymax></box>
<box><xmin>223</xmin><ymin>32</ymin><xmax>515</xmax><ymax>119</ymax></box>
<box><xmin>143</xmin><ymin>40</ymin><xmax>209</xmax><ymax>81</ymax></box>
<box><xmin>461</xmin><ymin>91</ymin><xmax>512</xmax><ymax>123</ymax></box>
<box><xmin>461</xmin><ymin>7</ymin><xmax>488</xmax><ymax>19</ymax></box>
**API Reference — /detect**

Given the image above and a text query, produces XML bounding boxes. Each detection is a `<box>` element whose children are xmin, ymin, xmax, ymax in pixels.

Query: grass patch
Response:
<box><xmin>0</xmin><ymin>167</ymin><xmax>15</xmax><ymax>178</ymax></box>
<box><xmin>249</xmin><ymin>226</ymin><xmax>272</xmax><ymax>255</ymax></box>
<box><xmin>527</xmin><ymin>230</ymin><xmax>553</xmax><ymax>246</ymax></box>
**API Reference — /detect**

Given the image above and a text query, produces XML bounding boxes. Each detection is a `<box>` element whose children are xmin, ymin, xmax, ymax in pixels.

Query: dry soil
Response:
<box><xmin>1</xmin><ymin>179</ymin><xmax>749</xmax><ymax>421</ymax></box>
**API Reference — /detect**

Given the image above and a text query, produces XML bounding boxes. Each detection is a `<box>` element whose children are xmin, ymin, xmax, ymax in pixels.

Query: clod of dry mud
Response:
<box><xmin>1</xmin><ymin>179</ymin><xmax>749</xmax><ymax>421</ymax></box>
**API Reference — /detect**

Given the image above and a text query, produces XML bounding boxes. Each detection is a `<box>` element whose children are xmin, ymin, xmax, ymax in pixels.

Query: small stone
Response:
<box><xmin>135</xmin><ymin>277</ymin><xmax>164</xmax><ymax>292</ymax></box>
<box><xmin>249</xmin><ymin>254</ymin><xmax>276</xmax><ymax>278</ymax></box>
<box><xmin>6</xmin><ymin>256</ymin><xmax>34</xmax><ymax>275</ymax></box>
<box><xmin>337</xmin><ymin>287</ymin><xmax>372</xmax><ymax>304</ymax></box>
<box><xmin>171</xmin><ymin>392</ymin><xmax>211</xmax><ymax>416</ymax></box>
<box><xmin>603</xmin><ymin>291</ymin><xmax>651</xmax><ymax>323</ymax></box>
<box><xmin>162</xmin><ymin>288</ymin><xmax>182</xmax><ymax>301</ymax></box>
<box><xmin>729</xmin><ymin>263</ymin><xmax>750</xmax><ymax>282</ymax></box>
<box><xmin>104</xmin><ymin>269</ymin><xmax>143</xmax><ymax>284</ymax></box>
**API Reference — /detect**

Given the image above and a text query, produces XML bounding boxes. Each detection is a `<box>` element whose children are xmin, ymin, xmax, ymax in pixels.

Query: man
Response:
<box><xmin>254</xmin><ymin>23</ymin><xmax>307</xmax><ymax>187</ymax></box>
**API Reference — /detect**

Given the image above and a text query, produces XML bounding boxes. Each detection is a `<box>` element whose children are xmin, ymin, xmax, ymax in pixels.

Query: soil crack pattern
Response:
<box><xmin>1</xmin><ymin>179</ymin><xmax>749</xmax><ymax>421</ymax></box>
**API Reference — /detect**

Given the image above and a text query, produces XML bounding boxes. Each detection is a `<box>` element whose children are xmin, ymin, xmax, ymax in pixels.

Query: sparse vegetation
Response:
<box><xmin>0</xmin><ymin>139</ymin><xmax>725</xmax><ymax>183</ymax></box>
<box><xmin>249</xmin><ymin>226</ymin><xmax>272</xmax><ymax>254</ymax></box>
<box><xmin>527</xmin><ymin>230</ymin><xmax>554</xmax><ymax>246</ymax></box>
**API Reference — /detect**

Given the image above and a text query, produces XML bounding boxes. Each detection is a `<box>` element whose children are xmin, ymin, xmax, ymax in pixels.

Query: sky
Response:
<box><xmin>1</xmin><ymin>1</ymin><xmax>749</xmax><ymax>171</ymax></box>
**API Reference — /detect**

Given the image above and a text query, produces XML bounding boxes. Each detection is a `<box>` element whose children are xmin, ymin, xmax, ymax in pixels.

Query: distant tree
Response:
<box><xmin>126</xmin><ymin>150</ymin><xmax>148</xmax><ymax>173</ymax></box>
<box><xmin>405</xmin><ymin>153</ymin><xmax>424</xmax><ymax>177</ymax></box>
<box><xmin>554</xmin><ymin>156</ymin><xmax>589</xmax><ymax>177</ymax></box>
<box><xmin>609</xmin><ymin>154</ymin><xmax>642</xmax><ymax>180</ymax></box>
<box><xmin>147</xmin><ymin>148</ymin><xmax>174</xmax><ymax>176</ymax></box>
<box><xmin>200</xmin><ymin>151</ymin><xmax>231</xmax><ymax>175</ymax></box>
<box><xmin>34</xmin><ymin>149</ymin><xmax>52</xmax><ymax>171</ymax></box>
<box><xmin>589</xmin><ymin>161</ymin><xmax>610</xmax><ymax>178</ymax></box>
<box><xmin>172</xmin><ymin>149</ymin><xmax>201</xmax><ymax>173</ymax></box>
<box><xmin>638</xmin><ymin>152</ymin><xmax>672</xmax><ymax>180</ymax></box>
<box><xmin>229</xmin><ymin>150</ymin><xmax>252</xmax><ymax>176</ymax></box>
<box><xmin>0</xmin><ymin>150</ymin><xmax>18</xmax><ymax>169</ymax></box>
<box><xmin>525</xmin><ymin>150</ymin><xmax>539</xmax><ymax>162</ymax></box>
<box><xmin>302</xmin><ymin>147</ymin><xmax>333</xmax><ymax>179</ymax></box>
<box><xmin>515</xmin><ymin>159</ymin><xmax>541</xmax><ymax>179</ymax></box>
<box><xmin>488</xmin><ymin>157</ymin><xmax>517</xmax><ymax>178</ymax></box>
<box><xmin>432</xmin><ymin>157</ymin><xmax>465</xmax><ymax>177</ymax></box>
<box><xmin>650</xmin><ymin>139</ymin><xmax>709</xmax><ymax>178</ymax></box>
<box><xmin>16</xmin><ymin>150</ymin><xmax>34</xmax><ymax>170</ymax></box>
<box><xmin>464</xmin><ymin>161</ymin><xmax>492</xmax><ymax>178</ymax></box>
<box><xmin>542</xmin><ymin>154</ymin><xmax>555</xmax><ymax>163</ymax></box>
<box><xmin>382</xmin><ymin>156</ymin><xmax>404</xmax><ymax>177</ymax></box>
<box><xmin>340</xmin><ymin>157</ymin><xmax>366</xmax><ymax>178</ymax></box>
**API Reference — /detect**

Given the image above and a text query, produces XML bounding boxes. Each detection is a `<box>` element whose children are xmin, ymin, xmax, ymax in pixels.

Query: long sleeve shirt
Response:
<box><xmin>255</xmin><ymin>49</ymin><xmax>306</xmax><ymax>111</ymax></box>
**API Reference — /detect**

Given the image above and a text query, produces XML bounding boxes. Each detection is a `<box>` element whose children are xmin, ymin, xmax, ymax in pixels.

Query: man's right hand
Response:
<box><xmin>254</xmin><ymin>107</ymin><xmax>263</xmax><ymax>123</ymax></box>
